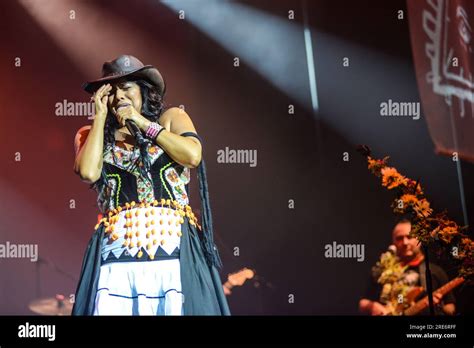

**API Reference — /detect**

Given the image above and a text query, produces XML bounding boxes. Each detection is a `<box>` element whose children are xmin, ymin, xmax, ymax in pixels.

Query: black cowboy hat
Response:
<box><xmin>82</xmin><ymin>54</ymin><xmax>166</xmax><ymax>96</ymax></box>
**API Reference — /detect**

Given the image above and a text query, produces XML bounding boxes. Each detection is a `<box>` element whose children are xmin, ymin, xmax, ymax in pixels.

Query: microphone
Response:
<box><xmin>124</xmin><ymin>119</ymin><xmax>153</xmax><ymax>176</ymax></box>
<box><xmin>125</xmin><ymin>120</ymin><xmax>146</xmax><ymax>146</ymax></box>
<box><xmin>387</xmin><ymin>244</ymin><xmax>397</xmax><ymax>254</ymax></box>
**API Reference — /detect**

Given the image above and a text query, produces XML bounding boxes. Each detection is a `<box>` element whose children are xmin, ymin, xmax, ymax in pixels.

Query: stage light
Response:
<box><xmin>18</xmin><ymin>0</ymin><xmax>155</xmax><ymax>76</ymax></box>
<box><xmin>161</xmin><ymin>0</ymin><xmax>319</xmax><ymax>112</ymax></box>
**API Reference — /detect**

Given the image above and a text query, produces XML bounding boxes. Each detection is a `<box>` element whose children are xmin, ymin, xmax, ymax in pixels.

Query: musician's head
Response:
<box><xmin>107</xmin><ymin>79</ymin><xmax>143</xmax><ymax>116</ymax></box>
<box><xmin>106</xmin><ymin>78</ymin><xmax>164</xmax><ymax>124</ymax></box>
<box><xmin>392</xmin><ymin>217</ymin><xmax>421</xmax><ymax>262</ymax></box>
<box><xmin>83</xmin><ymin>55</ymin><xmax>166</xmax><ymax>124</ymax></box>
<box><xmin>100</xmin><ymin>79</ymin><xmax>164</xmax><ymax>180</ymax></box>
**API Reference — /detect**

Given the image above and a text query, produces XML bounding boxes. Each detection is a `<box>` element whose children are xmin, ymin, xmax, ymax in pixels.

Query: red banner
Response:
<box><xmin>408</xmin><ymin>0</ymin><xmax>474</xmax><ymax>161</ymax></box>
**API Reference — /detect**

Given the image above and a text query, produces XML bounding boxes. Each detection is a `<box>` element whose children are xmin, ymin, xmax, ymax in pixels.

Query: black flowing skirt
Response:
<box><xmin>72</xmin><ymin>216</ymin><xmax>230</xmax><ymax>316</ymax></box>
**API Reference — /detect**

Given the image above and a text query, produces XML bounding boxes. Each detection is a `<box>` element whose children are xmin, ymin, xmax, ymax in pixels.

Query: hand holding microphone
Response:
<box><xmin>113</xmin><ymin>103</ymin><xmax>142</xmax><ymax>128</ymax></box>
<box><xmin>113</xmin><ymin>102</ymin><xmax>165</xmax><ymax>144</ymax></box>
<box><xmin>113</xmin><ymin>103</ymin><xmax>148</xmax><ymax>145</ymax></box>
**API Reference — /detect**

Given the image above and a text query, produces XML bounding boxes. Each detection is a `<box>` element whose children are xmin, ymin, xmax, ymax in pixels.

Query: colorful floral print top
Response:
<box><xmin>95</xmin><ymin>142</ymin><xmax>191</xmax><ymax>214</ymax></box>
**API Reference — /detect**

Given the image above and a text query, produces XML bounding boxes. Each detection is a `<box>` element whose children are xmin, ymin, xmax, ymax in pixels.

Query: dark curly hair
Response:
<box><xmin>93</xmin><ymin>79</ymin><xmax>166</xmax><ymax>194</ymax></box>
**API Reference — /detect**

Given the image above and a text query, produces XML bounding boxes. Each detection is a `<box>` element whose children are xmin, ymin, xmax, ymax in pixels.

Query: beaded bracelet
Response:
<box><xmin>145</xmin><ymin>122</ymin><xmax>165</xmax><ymax>140</ymax></box>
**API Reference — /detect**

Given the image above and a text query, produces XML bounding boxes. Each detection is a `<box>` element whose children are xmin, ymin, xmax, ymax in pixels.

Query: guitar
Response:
<box><xmin>222</xmin><ymin>268</ymin><xmax>255</xmax><ymax>295</ymax></box>
<box><xmin>386</xmin><ymin>277</ymin><xmax>464</xmax><ymax>315</ymax></box>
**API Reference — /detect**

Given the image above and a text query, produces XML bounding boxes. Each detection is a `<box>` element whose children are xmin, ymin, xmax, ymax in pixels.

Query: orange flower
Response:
<box><xmin>406</xmin><ymin>179</ymin><xmax>424</xmax><ymax>195</ymax></box>
<box><xmin>460</xmin><ymin>237</ymin><xmax>474</xmax><ymax>250</ymax></box>
<box><xmin>455</xmin><ymin>238</ymin><xmax>474</xmax><ymax>259</ymax></box>
<box><xmin>438</xmin><ymin>226</ymin><xmax>458</xmax><ymax>244</ymax></box>
<box><xmin>367</xmin><ymin>157</ymin><xmax>379</xmax><ymax>171</ymax></box>
<box><xmin>400</xmin><ymin>194</ymin><xmax>418</xmax><ymax>206</ymax></box>
<box><xmin>413</xmin><ymin>199</ymin><xmax>432</xmax><ymax>218</ymax></box>
<box><xmin>381</xmin><ymin>167</ymin><xmax>407</xmax><ymax>189</ymax></box>
<box><xmin>368</xmin><ymin>156</ymin><xmax>388</xmax><ymax>175</ymax></box>
<box><xmin>394</xmin><ymin>194</ymin><xmax>419</xmax><ymax>213</ymax></box>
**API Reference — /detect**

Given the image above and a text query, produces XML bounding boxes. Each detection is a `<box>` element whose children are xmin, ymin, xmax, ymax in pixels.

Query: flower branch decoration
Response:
<box><xmin>371</xmin><ymin>249</ymin><xmax>410</xmax><ymax>305</ymax></box>
<box><xmin>357</xmin><ymin>145</ymin><xmax>473</xmax><ymax>279</ymax></box>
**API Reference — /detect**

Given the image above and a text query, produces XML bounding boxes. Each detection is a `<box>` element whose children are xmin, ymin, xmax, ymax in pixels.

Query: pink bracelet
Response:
<box><xmin>145</xmin><ymin>122</ymin><xmax>164</xmax><ymax>139</ymax></box>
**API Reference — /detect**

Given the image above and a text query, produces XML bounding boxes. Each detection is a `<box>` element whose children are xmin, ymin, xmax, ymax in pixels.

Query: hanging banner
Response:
<box><xmin>407</xmin><ymin>0</ymin><xmax>474</xmax><ymax>161</ymax></box>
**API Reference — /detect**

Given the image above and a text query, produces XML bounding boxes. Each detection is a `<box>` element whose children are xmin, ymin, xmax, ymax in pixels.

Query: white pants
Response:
<box><xmin>93</xmin><ymin>259</ymin><xmax>184</xmax><ymax>315</ymax></box>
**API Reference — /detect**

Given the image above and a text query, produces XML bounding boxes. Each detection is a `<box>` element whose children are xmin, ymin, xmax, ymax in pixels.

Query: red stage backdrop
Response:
<box><xmin>408</xmin><ymin>0</ymin><xmax>474</xmax><ymax>161</ymax></box>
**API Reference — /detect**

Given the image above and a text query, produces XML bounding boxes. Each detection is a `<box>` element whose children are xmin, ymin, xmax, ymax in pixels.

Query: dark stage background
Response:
<box><xmin>0</xmin><ymin>0</ymin><xmax>473</xmax><ymax>315</ymax></box>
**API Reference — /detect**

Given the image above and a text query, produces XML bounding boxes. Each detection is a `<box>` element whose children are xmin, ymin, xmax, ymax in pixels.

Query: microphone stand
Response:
<box><xmin>422</xmin><ymin>245</ymin><xmax>435</xmax><ymax>315</ymax></box>
<box><xmin>35</xmin><ymin>261</ymin><xmax>41</xmax><ymax>298</ymax></box>
<box><xmin>413</xmin><ymin>179</ymin><xmax>435</xmax><ymax>315</ymax></box>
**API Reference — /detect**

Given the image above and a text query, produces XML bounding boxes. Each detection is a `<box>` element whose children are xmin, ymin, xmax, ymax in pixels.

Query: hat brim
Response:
<box><xmin>82</xmin><ymin>65</ymin><xmax>166</xmax><ymax>96</ymax></box>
